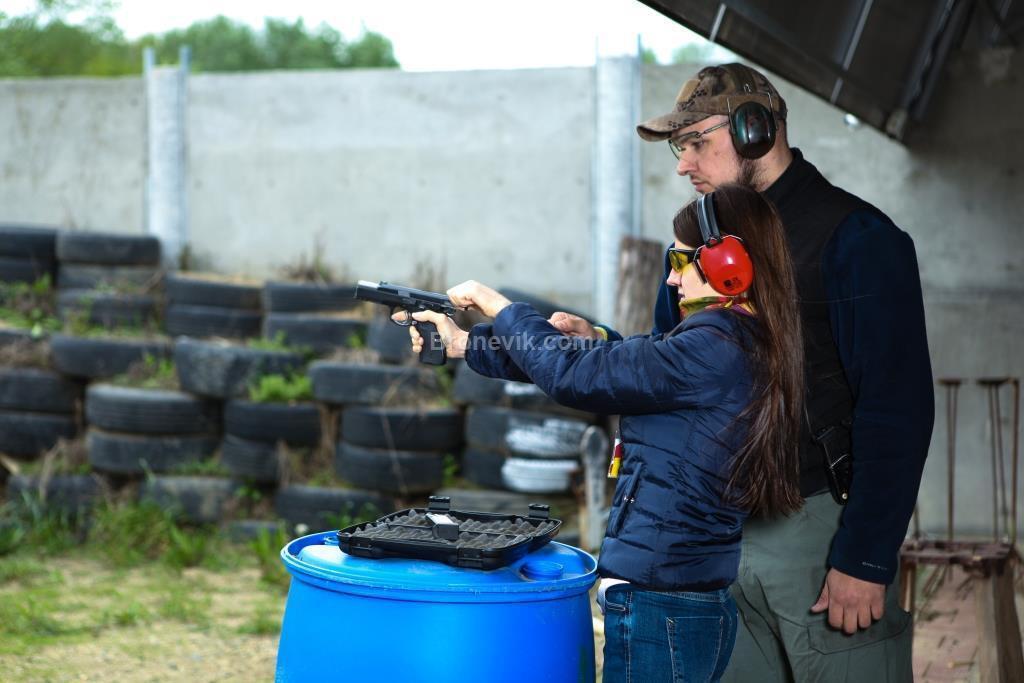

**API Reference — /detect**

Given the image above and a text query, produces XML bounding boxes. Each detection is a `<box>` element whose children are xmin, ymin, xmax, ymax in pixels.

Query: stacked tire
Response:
<box><xmin>0</xmin><ymin>224</ymin><xmax>58</xmax><ymax>285</ymax></box>
<box><xmin>55</xmin><ymin>232</ymin><xmax>161</xmax><ymax>328</ymax></box>
<box><xmin>454</xmin><ymin>362</ymin><xmax>594</xmax><ymax>494</ymax></box>
<box><xmin>51</xmin><ymin>334</ymin><xmax>172</xmax><ymax>381</ymax></box>
<box><xmin>85</xmin><ymin>384</ymin><xmax>219</xmax><ymax>478</ymax></box>
<box><xmin>0</xmin><ymin>367</ymin><xmax>79</xmax><ymax>461</ymax></box>
<box><xmin>311</xmin><ymin>361</ymin><xmax>451</xmax><ymax>498</ymax></box>
<box><xmin>337</xmin><ymin>406</ymin><xmax>463</xmax><ymax>496</ymax></box>
<box><xmin>222</xmin><ymin>399</ymin><xmax>322</xmax><ymax>484</ymax></box>
<box><xmin>261</xmin><ymin>281</ymin><xmax>365</xmax><ymax>355</ymax></box>
<box><xmin>165</xmin><ymin>274</ymin><xmax>263</xmax><ymax>340</ymax></box>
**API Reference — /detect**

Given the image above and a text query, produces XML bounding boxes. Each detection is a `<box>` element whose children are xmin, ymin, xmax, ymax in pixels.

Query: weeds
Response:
<box><xmin>442</xmin><ymin>453</ymin><xmax>459</xmax><ymax>488</ymax></box>
<box><xmin>248</xmin><ymin>330</ymin><xmax>312</xmax><ymax>359</ymax></box>
<box><xmin>250</xmin><ymin>527</ymin><xmax>291</xmax><ymax>593</ymax></box>
<box><xmin>248</xmin><ymin>371</ymin><xmax>313</xmax><ymax>403</ymax></box>
<box><xmin>164</xmin><ymin>525</ymin><xmax>213</xmax><ymax>570</ymax></box>
<box><xmin>87</xmin><ymin>500</ymin><xmax>175</xmax><ymax>567</ymax></box>
<box><xmin>110</xmin><ymin>354</ymin><xmax>178</xmax><ymax>391</ymax></box>
<box><xmin>0</xmin><ymin>275</ymin><xmax>60</xmax><ymax>337</ymax></box>
<box><xmin>171</xmin><ymin>458</ymin><xmax>230</xmax><ymax>477</ymax></box>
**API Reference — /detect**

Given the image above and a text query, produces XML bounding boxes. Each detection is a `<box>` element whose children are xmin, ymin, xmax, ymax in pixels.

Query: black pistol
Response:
<box><xmin>354</xmin><ymin>280</ymin><xmax>457</xmax><ymax>365</ymax></box>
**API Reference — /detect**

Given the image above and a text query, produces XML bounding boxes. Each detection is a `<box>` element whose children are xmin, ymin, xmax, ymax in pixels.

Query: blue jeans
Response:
<box><xmin>603</xmin><ymin>585</ymin><xmax>738</xmax><ymax>683</ymax></box>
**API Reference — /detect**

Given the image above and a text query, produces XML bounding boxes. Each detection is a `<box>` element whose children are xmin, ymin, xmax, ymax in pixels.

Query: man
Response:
<box><xmin>555</xmin><ymin>64</ymin><xmax>933</xmax><ymax>680</ymax></box>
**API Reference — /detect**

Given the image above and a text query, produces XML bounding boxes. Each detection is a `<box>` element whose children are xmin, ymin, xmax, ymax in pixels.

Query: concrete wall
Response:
<box><xmin>0</xmin><ymin>77</ymin><xmax>145</xmax><ymax>233</ymax></box>
<box><xmin>186</xmin><ymin>68</ymin><xmax>595</xmax><ymax>310</ymax></box>
<box><xmin>640</xmin><ymin>53</ymin><xmax>1024</xmax><ymax>536</ymax></box>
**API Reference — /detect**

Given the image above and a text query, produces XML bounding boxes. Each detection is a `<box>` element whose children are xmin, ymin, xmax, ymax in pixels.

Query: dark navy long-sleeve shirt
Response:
<box><xmin>606</xmin><ymin>205</ymin><xmax>934</xmax><ymax>585</ymax></box>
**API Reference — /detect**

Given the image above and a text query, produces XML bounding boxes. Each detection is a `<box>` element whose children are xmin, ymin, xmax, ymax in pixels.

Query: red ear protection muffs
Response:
<box><xmin>723</xmin><ymin>64</ymin><xmax>777</xmax><ymax>160</ymax></box>
<box><xmin>695</xmin><ymin>193</ymin><xmax>754</xmax><ymax>296</ymax></box>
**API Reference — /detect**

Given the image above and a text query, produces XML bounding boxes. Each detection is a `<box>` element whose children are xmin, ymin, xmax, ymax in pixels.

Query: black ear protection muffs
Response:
<box><xmin>723</xmin><ymin>64</ymin><xmax>777</xmax><ymax>160</ymax></box>
<box><xmin>695</xmin><ymin>193</ymin><xmax>754</xmax><ymax>296</ymax></box>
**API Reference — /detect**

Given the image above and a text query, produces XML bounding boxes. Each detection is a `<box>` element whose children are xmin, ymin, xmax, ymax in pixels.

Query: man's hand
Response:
<box><xmin>445</xmin><ymin>280</ymin><xmax>511</xmax><ymax>318</ymax></box>
<box><xmin>392</xmin><ymin>310</ymin><xmax>469</xmax><ymax>359</ymax></box>
<box><xmin>548</xmin><ymin>312</ymin><xmax>601</xmax><ymax>339</ymax></box>
<box><xmin>810</xmin><ymin>567</ymin><xmax>886</xmax><ymax>634</ymax></box>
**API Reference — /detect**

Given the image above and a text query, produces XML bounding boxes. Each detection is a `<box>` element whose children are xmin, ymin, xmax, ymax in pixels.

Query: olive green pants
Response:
<box><xmin>721</xmin><ymin>493</ymin><xmax>913</xmax><ymax>683</ymax></box>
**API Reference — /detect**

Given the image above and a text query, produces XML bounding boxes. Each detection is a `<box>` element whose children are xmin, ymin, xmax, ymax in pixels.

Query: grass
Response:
<box><xmin>0</xmin><ymin>495</ymin><xmax>289</xmax><ymax>655</ymax></box>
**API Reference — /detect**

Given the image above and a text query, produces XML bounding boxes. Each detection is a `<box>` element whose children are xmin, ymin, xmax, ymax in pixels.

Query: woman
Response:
<box><xmin>399</xmin><ymin>183</ymin><xmax>804</xmax><ymax>682</ymax></box>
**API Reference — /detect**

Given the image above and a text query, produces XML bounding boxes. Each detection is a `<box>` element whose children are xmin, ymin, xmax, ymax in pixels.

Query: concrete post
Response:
<box><xmin>144</xmin><ymin>46</ymin><xmax>189</xmax><ymax>269</ymax></box>
<box><xmin>592</xmin><ymin>46</ymin><xmax>641</xmax><ymax>325</ymax></box>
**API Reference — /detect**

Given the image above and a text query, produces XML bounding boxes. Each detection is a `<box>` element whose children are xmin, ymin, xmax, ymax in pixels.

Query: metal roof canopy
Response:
<box><xmin>637</xmin><ymin>0</ymin><xmax>1021</xmax><ymax>142</ymax></box>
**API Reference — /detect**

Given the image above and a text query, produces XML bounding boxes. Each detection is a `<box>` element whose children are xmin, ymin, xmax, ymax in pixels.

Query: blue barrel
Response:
<box><xmin>276</xmin><ymin>531</ymin><xmax>598</xmax><ymax>683</ymax></box>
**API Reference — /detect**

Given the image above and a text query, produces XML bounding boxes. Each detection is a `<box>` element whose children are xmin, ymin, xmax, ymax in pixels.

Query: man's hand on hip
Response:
<box><xmin>810</xmin><ymin>567</ymin><xmax>886</xmax><ymax>635</ymax></box>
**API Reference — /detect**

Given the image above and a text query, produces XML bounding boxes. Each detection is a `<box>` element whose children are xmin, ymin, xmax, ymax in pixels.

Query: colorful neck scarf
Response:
<box><xmin>678</xmin><ymin>294</ymin><xmax>752</xmax><ymax>320</ymax></box>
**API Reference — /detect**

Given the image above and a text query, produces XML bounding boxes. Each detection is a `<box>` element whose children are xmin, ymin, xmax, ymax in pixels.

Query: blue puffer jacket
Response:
<box><xmin>464</xmin><ymin>302</ymin><xmax>758</xmax><ymax>591</ymax></box>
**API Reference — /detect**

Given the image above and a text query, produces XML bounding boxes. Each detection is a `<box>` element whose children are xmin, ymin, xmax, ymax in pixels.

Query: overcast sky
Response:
<box><xmin>1</xmin><ymin>0</ymin><xmax>734</xmax><ymax>71</ymax></box>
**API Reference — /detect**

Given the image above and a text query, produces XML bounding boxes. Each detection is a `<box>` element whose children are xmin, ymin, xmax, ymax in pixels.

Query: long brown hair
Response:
<box><xmin>673</xmin><ymin>183</ymin><xmax>804</xmax><ymax>517</ymax></box>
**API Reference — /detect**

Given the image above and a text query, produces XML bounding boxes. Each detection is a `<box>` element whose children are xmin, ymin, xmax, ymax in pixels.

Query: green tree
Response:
<box><xmin>0</xmin><ymin>5</ymin><xmax>399</xmax><ymax>77</ymax></box>
<box><xmin>671</xmin><ymin>43</ymin><xmax>716</xmax><ymax>65</ymax></box>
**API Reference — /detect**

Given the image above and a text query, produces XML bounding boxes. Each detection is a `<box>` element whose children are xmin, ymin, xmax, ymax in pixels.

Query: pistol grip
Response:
<box><xmin>415</xmin><ymin>321</ymin><xmax>447</xmax><ymax>366</ymax></box>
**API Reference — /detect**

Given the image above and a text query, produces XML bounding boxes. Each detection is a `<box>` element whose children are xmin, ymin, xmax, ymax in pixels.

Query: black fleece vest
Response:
<box><xmin>763</xmin><ymin>150</ymin><xmax>876</xmax><ymax>496</ymax></box>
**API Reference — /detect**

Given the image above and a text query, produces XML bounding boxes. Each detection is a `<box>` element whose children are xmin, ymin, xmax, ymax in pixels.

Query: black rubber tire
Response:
<box><xmin>57</xmin><ymin>264</ymin><xmax>160</xmax><ymax>291</ymax></box>
<box><xmin>452</xmin><ymin>362</ymin><xmax>508</xmax><ymax>404</ymax></box>
<box><xmin>5</xmin><ymin>474</ymin><xmax>103</xmax><ymax>514</ymax></box>
<box><xmin>165</xmin><ymin>274</ymin><xmax>263</xmax><ymax>310</ymax></box>
<box><xmin>85</xmin><ymin>384</ymin><xmax>219</xmax><ymax>435</ymax></box>
<box><xmin>140</xmin><ymin>476</ymin><xmax>238</xmax><ymax>525</ymax></box>
<box><xmin>224</xmin><ymin>519</ymin><xmax>287</xmax><ymax>543</ymax></box>
<box><xmin>0</xmin><ymin>368</ymin><xmax>79</xmax><ymax>413</ymax></box>
<box><xmin>0</xmin><ymin>328</ymin><xmax>34</xmax><ymax>347</ymax></box>
<box><xmin>464</xmin><ymin>406</ymin><xmax>589</xmax><ymax>458</ymax></box>
<box><xmin>224</xmin><ymin>400</ymin><xmax>321</xmax><ymax>446</ymax></box>
<box><xmin>309</xmin><ymin>362</ymin><xmax>439</xmax><ymax>405</ymax></box>
<box><xmin>56</xmin><ymin>232</ymin><xmax>161</xmax><ymax>266</ymax></box>
<box><xmin>0</xmin><ymin>224</ymin><xmax>58</xmax><ymax>262</ymax></box>
<box><xmin>174</xmin><ymin>338</ymin><xmax>305</xmax><ymax>399</ymax></box>
<box><xmin>452</xmin><ymin>362</ymin><xmax>594</xmax><ymax>419</ymax></box>
<box><xmin>340</xmin><ymin>406</ymin><xmax>462</xmax><ymax>451</ymax></box>
<box><xmin>461</xmin><ymin>447</ymin><xmax>507</xmax><ymax>490</ymax></box>
<box><xmin>51</xmin><ymin>334</ymin><xmax>172</xmax><ymax>380</ymax></box>
<box><xmin>366</xmin><ymin>317</ymin><xmax>414</xmax><ymax>364</ymax></box>
<box><xmin>0</xmin><ymin>256</ymin><xmax>51</xmax><ymax>284</ymax></box>
<box><xmin>274</xmin><ymin>484</ymin><xmax>393</xmax><ymax>533</ymax></box>
<box><xmin>0</xmin><ymin>410</ymin><xmax>77</xmax><ymax>458</ymax></box>
<box><xmin>220</xmin><ymin>435</ymin><xmax>281</xmax><ymax>484</ymax></box>
<box><xmin>57</xmin><ymin>289</ymin><xmax>158</xmax><ymax>327</ymax></box>
<box><xmin>262</xmin><ymin>282</ymin><xmax>359</xmax><ymax>313</ymax></box>
<box><xmin>87</xmin><ymin>429</ymin><xmax>218</xmax><ymax>476</ymax></box>
<box><xmin>334</xmin><ymin>441</ymin><xmax>445</xmax><ymax>495</ymax></box>
<box><xmin>262</xmin><ymin>314</ymin><xmax>367</xmax><ymax>354</ymax></box>
<box><xmin>164</xmin><ymin>304</ymin><xmax>263</xmax><ymax>339</ymax></box>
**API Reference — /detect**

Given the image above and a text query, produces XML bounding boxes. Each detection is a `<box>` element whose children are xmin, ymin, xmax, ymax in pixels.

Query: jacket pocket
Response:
<box><xmin>607</xmin><ymin>463</ymin><xmax>643</xmax><ymax>537</ymax></box>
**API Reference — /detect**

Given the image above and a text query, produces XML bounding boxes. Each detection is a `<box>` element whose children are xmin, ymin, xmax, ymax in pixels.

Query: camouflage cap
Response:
<box><xmin>636</xmin><ymin>63</ymin><xmax>787</xmax><ymax>141</ymax></box>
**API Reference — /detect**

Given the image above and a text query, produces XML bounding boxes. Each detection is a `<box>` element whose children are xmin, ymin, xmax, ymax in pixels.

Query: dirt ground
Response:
<box><xmin>0</xmin><ymin>554</ymin><xmax>282</xmax><ymax>682</ymax></box>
